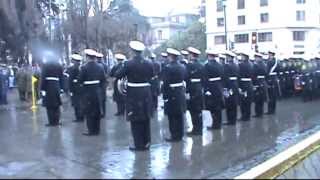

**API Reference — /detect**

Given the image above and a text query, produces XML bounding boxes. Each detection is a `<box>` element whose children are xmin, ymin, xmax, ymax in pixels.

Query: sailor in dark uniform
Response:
<box><xmin>203</xmin><ymin>49</ymin><xmax>224</xmax><ymax>130</ymax></box>
<box><xmin>115</xmin><ymin>41</ymin><xmax>154</xmax><ymax>151</ymax></box>
<box><xmin>149</xmin><ymin>53</ymin><xmax>161</xmax><ymax>113</ymax></box>
<box><xmin>110</xmin><ymin>53</ymin><xmax>126</xmax><ymax>116</ymax></box>
<box><xmin>185</xmin><ymin>47</ymin><xmax>204</xmax><ymax>136</ymax></box>
<box><xmin>40</xmin><ymin>53</ymin><xmax>64</xmax><ymax>127</ymax></box>
<box><xmin>266</xmin><ymin>50</ymin><xmax>279</xmax><ymax>115</ymax></box>
<box><xmin>79</xmin><ymin>49</ymin><xmax>106</xmax><ymax>136</ymax></box>
<box><xmin>223</xmin><ymin>50</ymin><xmax>239</xmax><ymax>125</ymax></box>
<box><xmin>67</xmin><ymin>54</ymin><xmax>84</xmax><ymax>122</ymax></box>
<box><xmin>96</xmin><ymin>52</ymin><xmax>108</xmax><ymax>118</ymax></box>
<box><xmin>238</xmin><ymin>52</ymin><xmax>254</xmax><ymax>121</ymax></box>
<box><xmin>162</xmin><ymin>48</ymin><xmax>187</xmax><ymax>142</ymax></box>
<box><xmin>180</xmin><ymin>50</ymin><xmax>189</xmax><ymax>66</ymax></box>
<box><xmin>252</xmin><ymin>52</ymin><xmax>268</xmax><ymax>118</ymax></box>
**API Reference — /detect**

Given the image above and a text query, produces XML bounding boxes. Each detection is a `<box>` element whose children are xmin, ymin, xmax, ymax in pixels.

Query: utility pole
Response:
<box><xmin>223</xmin><ymin>0</ymin><xmax>228</xmax><ymax>50</ymax></box>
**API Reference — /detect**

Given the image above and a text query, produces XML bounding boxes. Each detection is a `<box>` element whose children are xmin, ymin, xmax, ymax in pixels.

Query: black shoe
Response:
<box><xmin>114</xmin><ymin>112</ymin><xmax>122</xmax><ymax>116</ymax></box>
<box><xmin>165</xmin><ymin>137</ymin><xmax>181</xmax><ymax>142</ymax></box>
<box><xmin>252</xmin><ymin>115</ymin><xmax>262</xmax><ymax>118</ymax></box>
<box><xmin>223</xmin><ymin>122</ymin><xmax>236</xmax><ymax>126</ymax></box>
<box><xmin>45</xmin><ymin>123</ymin><xmax>55</xmax><ymax>127</ymax></box>
<box><xmin>207</xmin><ymin>126</ymin><xmax>221</xmax><ymax>130</ymax></box>
<box><xmin>73</xmin><ymin>119</ymin><xmax>83</xmax><ymax>123</ymax></box>
<box><xmin>129</xmin><ymin>146</ymin><xmax>149</xmax><ymax>151</ymax></box>
<box><xmin>266</xmin><ymin>112</ymin><xmax>275</xmax><ymax>115</ymax></box>
<box><xmin>187</xmin><ymin>131</ymin><xmax>202</xmax><ymax>136</ymax></box>
<box><xmin>82</xmin><ymin>132</ymin><xmax>99</xmax><ymax>136</ymax></box>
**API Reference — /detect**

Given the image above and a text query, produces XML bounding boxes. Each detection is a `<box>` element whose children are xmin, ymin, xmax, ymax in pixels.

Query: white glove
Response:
<box><xmin>186</xmin><ymin>93</ymin><xmax>190</xmax><ymax>100</ymax></box>
<box><xmin>41</xmin><ymin>91</ymin><xmax>46</xmax><ymax>96</ymax></box>
<box><xmin>205</xmin><ymin>91</ymin><xmax>212</xmax><ymax>96</ymax></box>
<box><xmin>70</xmin><ymin>92</ymin><xmax>73</xmax><ymax>97</ymax></box>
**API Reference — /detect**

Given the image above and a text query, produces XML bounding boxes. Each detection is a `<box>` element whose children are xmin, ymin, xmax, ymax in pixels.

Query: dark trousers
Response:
<box><xmin>46</xmin><ymin>107</ymin><xmax>60</xmax><ymax>125</ymax></box>
<box><xmin>226</xmin><ymin>106</ymin><xmax>237</xmax><ymax>124</ymax></box>
<box><xmin>255</xmin><ymin>100</ymin><xmax>264</xmax><ymax>117</ymax></box>
<box><xmin>168</xmin><ymin>113</ymin><xmax>184</xmax><ymax>140</ymax></box>
<box><xmin>240</xmin><ymin>97</ymin><xmax>251</xmax><ymax>121</ymax></box>
<box><xmin>102</xmin><ymin>99</ymin><xmax>106</xmax><ymax>118</ymax></box>
<box><xmin>190</xmin><ymin>110</ymin><xmax>202</xmax><ymax>133</ymax></box>
<box><xmin>152</xmin><ymin>95</ymin><xmax>158</xmax><ymax>111</ymax></box>
<box><xmin>74</xmin><ymin>103</ymin><xmax>84</xmax><ymax>121</ymax></box>
<box><xmin>210</xmin><ymin>108</ymin><xmax>222</xmax><ymax>128</ymax></box>
<box><xmin>116</xmin><ymin>101</ymin><xmax>125</xmax><ymax>114</ymax></box>
<box><xmin>131</xmin><ymin>120</ymin><xmax>150</xmax><ymax>148</ymax></box>
<box><xmin>86</xmin><ymin>107</ymin><xmax>101</xmax><ymax>134</ymax></box>
<box><xmin>268</xmin><ymin>86</ymin><xmax>277</xmax><ymax>114</ymax></box>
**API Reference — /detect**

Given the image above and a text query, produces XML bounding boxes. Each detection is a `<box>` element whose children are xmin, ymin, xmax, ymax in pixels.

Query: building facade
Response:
<box><xmin>147</xmin><ymin>13</ymin><xmax>199</xmax><ymax>50</ymax></box>
<box><xmin>206</xmin><ymin>0</ymin><xmax>320</xmax><ymax>58</ymax></box>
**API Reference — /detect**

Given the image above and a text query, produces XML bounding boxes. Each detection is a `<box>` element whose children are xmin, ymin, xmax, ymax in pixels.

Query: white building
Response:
<box><xmin>206</xmin><ymin>0</ymin><xmax>320</xmax><ymax>58</ymax></box>
<box><xmin>147</xmin><ymin>12</ymin><xmax>199</xmax><ymax>50</ymax></box>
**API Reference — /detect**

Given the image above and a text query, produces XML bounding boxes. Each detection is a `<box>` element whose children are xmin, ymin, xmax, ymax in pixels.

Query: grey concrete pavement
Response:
<box><xmin>1</xmin><ymin>90</ymin><xmax>320</xmax><ymax>178</ymax></box>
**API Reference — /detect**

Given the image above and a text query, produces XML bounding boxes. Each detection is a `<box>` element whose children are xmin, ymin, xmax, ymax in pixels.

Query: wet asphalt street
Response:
<box><xmin>1</xmin><ymin>90</ymin><xmax>320</xmax><ymax>178</ymax></box>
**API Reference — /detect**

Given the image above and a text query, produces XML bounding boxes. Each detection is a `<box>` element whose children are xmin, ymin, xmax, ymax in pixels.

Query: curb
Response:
<box><xmin>234</xmin><ymin>131</ymin><xmax>320</xmax><ymax>179</ymax></box>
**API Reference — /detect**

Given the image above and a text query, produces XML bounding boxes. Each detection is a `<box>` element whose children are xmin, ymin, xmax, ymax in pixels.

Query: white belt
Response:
<box><xmin>73</xmin><ymin>79</ymin><xmax>78</xmax><ymax>83</ymax></box>
<box><xmin>280</xmin><ymin>72</ymin><xmax>284</xmax><ymax>75</ymax></box>
<box><xmin>191</xmin><ymin>79</ymin><xmax>201</xmax><ymax>83</ymax></box>
<box><xmin>240</xmin><ymin>78</ymin><xmax>252</xmax><ymax>82</ymax></box>
<box><xmin>285</xmin><ymin>71</ymin><xmax>289</xmax><ymax>74</ymax></box>
<box><xmin>64</xmin><ymin>73</ymin><xmax>70</xmax><ymax>77</ymax></box>
<box><xmin>229</xmin><ymin>77</ymin><xmax>238</xmax><ymax>81</ymax></box>
<box><xmin>46</xmin><ymin>77</ymin><xmax>59</xmax><ymax>81</ymax></box>
<box><xmin>270</xmin><ymin>72</ymin><xmax>277</xmax><ymax>76</ymax></box>
<box><xmin>169</xmin><ymin>82</ymin><xmax>184</xmax><ymax>88</ymax></box>
<box><xmin>84</xmin><ymin>80</ymin><xmax>100</xmax><ymax>85</ymax></box>
<box><xmin>209</xmin><ymin>77</ymin><xmax>221</xmax><ymax>82</ymax></box>
<box><xmin>291</xmin><ymin>71</ymin><xmax>295</xmax><ymax>73</ymax></box>
<box><xmin>257</xmin><ymin>76</ymin><xmax>265</xmax><ymax>79</ymax></box>
<box><xmin>127</xmin><ymin>82</ymin><xmax>150</xmax><ymax>87</ymax></box>
<box><xmin>316</xmin><ymin>70</ymin><xmax>320</xmax><ymax>73</ymax></box>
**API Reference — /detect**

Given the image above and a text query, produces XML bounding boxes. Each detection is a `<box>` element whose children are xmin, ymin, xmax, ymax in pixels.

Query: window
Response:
<box><xmin>258</xmin><ymin>32</ymin><xmax>272</xmax><ymax>42</ymax></box>
<box><xmin>238</xmin><ymin>15</ymin><xmax>246</xmax><ymax>25</ymax></box>
<box><xmin>296</xmin><ymin>0</ymin><xmax>306</xmax><ymax>4</ymax></box>
<box><xmin>260</xmin><ymin>0</ymin><xmax>268</xmax><ymax>6</ymax></box>
<box><xmin>217</xmin><ymin>0</ymin><xmax>223</xmax><ymax>12</ymax></box>
<box><xmin>237</xmin><ymin>0</ymin><xmax>245</xmax><ymax>9</ymax></box>
<box><xmin>158</xmin><ymin>30</ymin><xmax>163</xmax><ymax>40</ymax></box>
<box><xmin>296</xmin><ymin>10</ymin><xmax>305</xmax><ymax>21</ymax></box>
<box><xmin>235</xmin><ymin>34</ymin><xmax>249</xmax><ymax>43</ymax></box>
<box><xmin>260</xmin><ymin>13</ymin><xmax>269</xmax><ymax>23</ymax></box>
<box><xmin>215</xmin><ymin>35</ymin><xmax>226</xmax><ymax>44</ymax></box>
<box><xmin>293</xmin><ymin>31</ymin><xmax>305</xmax><ymax>41</ymax></box>
<box><xmin>217</xmin><ymin>18</ymin><xmax>224</xmax><ymax>27</ymax></box>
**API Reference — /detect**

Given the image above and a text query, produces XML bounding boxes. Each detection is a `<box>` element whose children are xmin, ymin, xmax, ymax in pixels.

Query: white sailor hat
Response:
<box><xmin>70</xmin><ymin>54</ymin><xmax>83</xmax><ymax>61</ymax></box>
<box><xmin>161</xmin><ymin>52</ymin><xmax>168</xmax><ymax>57</ymax></box>
<box><xmin>167</xmin><ymin>48</ymin><xmax>181</xmax><ymax>56</ymax></box>
<box><xmin>238</xmin><ymin>51</ymin><xmax>250</xmax><ymax>58</ymax></box>
<box><xmin>224</xmin><ymin>50</ymin><xmax>236</xmax><ymax>57</ymax></box>
<box><xmin>187</xmin><ymin>47</ymin><xmax>201</xmax><ymax>55</ymax></box>
<box><xmin>115</xmin><ymin>53</ymin><xmax>126</xmax><ymax>60</ymax></box>
<box><xmin>95</xmin><ymin>52</ymin><xmax>104</xmax><ymax>58</ymax></box>
<box><xmin>84</xmin><ymin>49</ymin><xmax>97</xmax><ymax>57</ymax></box>
<box><xmin>129</xmin><ymin>41</ymin><xmax>145</xmax><ymax>51</ymax></box>
<box><xmin>181</xmin><ymin>50</ymin><xmax>189</xmax><ymax>55</ymax></box>
<box><xmin>150</xmin><ymin>53</ymin><xmax>156</xmax><ymax>58</ymax></box>
<box><xmin>254</xmin><ymin>52</ymin><xmax>264</xmax><ymax>57</ymax></box>
<box><xmin>205</xmin><ymin>49</ymin><xmax>219</xmax><ymax>56</ymax></box>
<box><xmin>268</xmin><ymin>49</ymin><xmax>276</xmax><ymax>55</ymax></box>
<box><xmin>219</xmin><ymin>54</ymin><xmax>226</xmax><ymax>59</ymax></box>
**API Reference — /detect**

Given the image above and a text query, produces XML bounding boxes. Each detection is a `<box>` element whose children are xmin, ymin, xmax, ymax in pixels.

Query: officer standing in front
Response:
<box><xmin>238</xmin><ymin>52</ymin><xmax>254</xmax><ymax>121</ymax></box>
<box><xmin>252</xmin><ymin>52</ymin><xmax>268</xmax><ymax>118</ymax></box>
<box><xmin>110</xmin><ymin>53</ymin><xmax>126</xmax><ymax>116</ymax></box>
<box><xmin>266</xmin><ymin>50</ymin><xmax>279</xmax><ymax>115</ymax></box>
<box><xmin>67</xmin><ymin>54</ymin><xmax>84</xmax><ymax>122</ymax></box>
<box><xmin>162</xmin><ymin>48</ymin><xmax>187</xmax><ymax>142</ymax></box>
<box><xmin>186</xmin><ymin>47</ymin><xmax>204</xmax><ymax>136</ymax></box>
<box><xmin>203</xmin><ymin>50</ymin><xmax>224</xmax><ymax>130</ymax></box>
<box><xmin>79</xmin><ymin>49</ymin><xmax>106</xmax><ymax>136</ymax></box>
<box><xmin>180</xmin><ymin>50</ymin><xmax>189</xmax><ymax>65</ymax></box>
<box><xmin>40</xmin><ymin>53</ymin><xmax>64</xmax><ymax>127</ymax></box>
<box><xmin>115</xmin><ymin>41</ymin><xmax>154</xmax><ymax>151</ymax></box>
<box><xmin>223</xmin><ymin>51</ymin><xmax>239</xmax><ymax>125</ymax></box>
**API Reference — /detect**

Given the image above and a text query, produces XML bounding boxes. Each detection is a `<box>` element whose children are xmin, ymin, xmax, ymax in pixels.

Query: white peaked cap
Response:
<box><xmin>167</xmin><ymin>48</ymin><xmax>181</xmax><ymax>56</ymax></box>
<box><xmin>224</xmin><ymin>50</ymin><xmax>237</xmax><ymax>57</ymax></box>
<box><xmin>95</xmin><ymin>52</ymin><xmax>104</xmax><ymax>58</ymax></box>
<box><xmin>187</xmin><ymin>47</ymin><xmax>201</xmax><ymax>55</ymax></box>
<box><xmin>115</xmin><ymin>53</ymin><xmax>126</xmax><ymax>60</ymax></box>
<box><xmin>205</xmin><ymin>49</ymin><xmax>219</xmax><ymax>55</ymax></box>
<box><xmin>151</xmin><ymin>53</ymin><xmax>156</xmax><ymax>58</ymax></box>
<box><xmin>219</xmin><ymin>54</ymin><xmax>226</xmax><ymax>58</ymax></box>
<box><xmin>181</xmin><ymin>50</ymin><xmax>189</xmax><ymax>55</ymax></box>
<box><xmin>84</xmin><ymin>49</ymin><xmax>97</xmax><ymax>57</ymax></box>
<box><xmin>71</xmin><ymin>54</ymin><xmax>83</xmax><ymax>61</ymax></box>
<box><xmin>129</xmin><ymin>41</ymin><xmax>145</xmax><ymax>51</ymax></box>
<box><xmin>254</xmin><ymin>52</ymin><xmax>264</xmax><ymax>57</ymax></box>
<box><xmin>161</xmin><ymin>52</ymin><xmax>168</xmax><ymax>57</ymax></box>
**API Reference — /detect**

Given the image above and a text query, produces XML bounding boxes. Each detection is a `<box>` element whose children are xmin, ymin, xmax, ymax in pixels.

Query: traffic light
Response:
<box><xmin>252</xmin><ymin>32</ymin><xmax>257</xmax><ymax>44</ymax></box>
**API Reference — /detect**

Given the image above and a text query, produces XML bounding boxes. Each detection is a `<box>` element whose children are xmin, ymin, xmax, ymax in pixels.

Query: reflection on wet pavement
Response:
<box><xmin>1</xmin><ymin>91</ymin><xmax>320</xmax><ymax>178</ymax></box>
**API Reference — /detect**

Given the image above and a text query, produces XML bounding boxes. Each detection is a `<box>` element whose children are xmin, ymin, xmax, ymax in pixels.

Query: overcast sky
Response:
<box><xmin>132</xmin><ymin>0</ymin><xmax>201</xmax><ymax>16</ymax></box>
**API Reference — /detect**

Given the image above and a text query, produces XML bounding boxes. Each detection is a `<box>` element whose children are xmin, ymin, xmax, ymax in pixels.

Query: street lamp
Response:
<box><xmin>222</xmin><ymin>0</ymin><xmax>228</xmax><ymax>50</ymax></box>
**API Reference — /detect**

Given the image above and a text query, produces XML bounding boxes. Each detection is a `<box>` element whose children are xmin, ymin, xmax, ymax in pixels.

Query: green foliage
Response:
<box><xmin>155</xmin><ymin>21</ymin><xmax>207</xmax><ymax>59</ymax></box>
